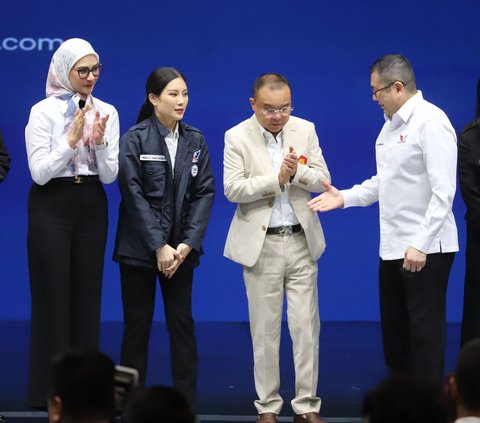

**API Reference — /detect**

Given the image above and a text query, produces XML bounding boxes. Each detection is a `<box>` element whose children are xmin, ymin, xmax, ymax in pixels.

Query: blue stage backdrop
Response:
<box><xmin>0</xmin><ymin>0</ymin><xmax>478</xmax><ymax>322</ymax></box>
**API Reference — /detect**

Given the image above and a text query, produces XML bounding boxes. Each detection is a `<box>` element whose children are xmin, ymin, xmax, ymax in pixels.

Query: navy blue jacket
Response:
<box><xmin>114</xmin><ymin>116</ymin><xmax>215</xmax><ymax>270</ymax></box>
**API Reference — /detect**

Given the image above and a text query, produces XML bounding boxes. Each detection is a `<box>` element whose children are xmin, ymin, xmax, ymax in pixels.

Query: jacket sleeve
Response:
<box><xmin>0</xmin><ymin>130</ymin><xmax>11</xmax><ymax>183</ymax></box>
<box><xmin>458</xmin><ymin>125</ymin><xmax>480</xmax><ymax>234</ymax></box>
<box><xmin>223</xmin><ymin>129</ymin><xmax>283</xmax><ymax>203</ymax></box>
<box><xmin>118</xmin><ymin>130</ymin><xmax>168</xmax><ymax>253</ymax></box>
<box><xmin>289</xmin><ymin>122</ymin><xmax>331</xmax><ymax>192</ymax></box>
<box><xmin>182</xmin><ymin>136</ymin><xmax>215</xmax><ymax>252</ymax></box>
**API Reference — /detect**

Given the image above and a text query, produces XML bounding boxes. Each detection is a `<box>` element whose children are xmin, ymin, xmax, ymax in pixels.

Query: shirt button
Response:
<box><xmin>268</xmin><ymin>202</ymin><xmax>273</xmax><ymax>208</ymax></box>
<box><xmin>262</xmin><ymin>225</ymin><xmax>266</xmax><ymax>231</ymax></box>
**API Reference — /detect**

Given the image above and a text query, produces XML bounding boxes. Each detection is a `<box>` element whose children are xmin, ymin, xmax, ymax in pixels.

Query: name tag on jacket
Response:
<box><xmin>140</xmin><ymin>154</ymin><xmax>166</xmax><ymax>162</ymax></box>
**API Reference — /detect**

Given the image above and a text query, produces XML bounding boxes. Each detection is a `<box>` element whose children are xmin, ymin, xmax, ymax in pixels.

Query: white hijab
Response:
<box><xmin>45</xmin><ymin>38</ymin><xmax>99</xmax><ymax>98</ymax></box>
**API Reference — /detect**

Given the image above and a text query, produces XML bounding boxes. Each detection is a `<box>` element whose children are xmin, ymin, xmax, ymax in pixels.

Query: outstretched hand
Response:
<box><xmin>307</xmin><ymin>180</ymin><xmax>344</xmax><ymax>212</ymax></box>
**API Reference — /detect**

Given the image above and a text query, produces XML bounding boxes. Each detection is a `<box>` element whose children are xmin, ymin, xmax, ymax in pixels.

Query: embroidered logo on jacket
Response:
<box><xmin>192</xmin><ymin>149</ymin><xmax>201</xmax><ymax>163</ymax></box>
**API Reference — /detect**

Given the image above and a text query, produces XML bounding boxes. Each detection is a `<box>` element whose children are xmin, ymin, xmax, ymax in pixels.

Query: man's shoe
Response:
<box><xmin>293</xmin><ymin>412</ymin><xmax>327</xmax><ymax>423</ymax></box>
<box><xmin>257</xmin><ymin>412</ymin><xmax>278</xmax><ymax>422</ymax></box>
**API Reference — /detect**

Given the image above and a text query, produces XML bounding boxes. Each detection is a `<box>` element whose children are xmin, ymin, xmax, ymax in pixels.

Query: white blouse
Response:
<box><xmin>25</xmin><ymin>94</ymin><xmax>119</xmax><ymax>185</ymax></box>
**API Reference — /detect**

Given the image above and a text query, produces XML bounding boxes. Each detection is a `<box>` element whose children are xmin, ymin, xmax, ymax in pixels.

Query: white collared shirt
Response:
<box><xmin>25</xmin><ymin>94</ymin><xmax>120</xmax><ymax>185</ymax></box>
<box><xmin>165</xmin><ymin>124</ymin><xmax>179</xmax><ymax>171</ymax></box>
<box><xmin>254</xmin><ymin>117</ymin><xmax>299</xmax><ymax>228</ymax></box>
<box><xmin>454</xmin><ymin>418</ymin><xmax>480</xmax><ymax>423</ymax></box>
<box><xmin>342</xmin><ymin>91</ymin><xmax>458</xmax><ymax>260</ymax></box>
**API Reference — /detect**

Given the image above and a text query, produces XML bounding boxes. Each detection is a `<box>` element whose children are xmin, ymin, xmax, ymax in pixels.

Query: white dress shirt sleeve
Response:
<box><xmin>410</xmin><ymin>119</ymin><xmax>457</xmax><ymax>253</ymax></box>
<box><xmin>25</xmin><ymin>103</ymin><xmax>77</xmax><ymax>186</ymax></box>
<box><xmin>342</xmin><ymin>175</ymin><xmax>380</xmax><ymax>208</ymax></box>
<box><xmin>95</xmin><ymin>105</ymin><xmax>120</xmax><ymax>184</ymax></box>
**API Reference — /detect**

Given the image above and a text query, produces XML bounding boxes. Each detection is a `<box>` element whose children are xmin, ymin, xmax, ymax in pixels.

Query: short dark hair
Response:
<box><xmin>362</xmin><ymin>374</ymin><xmax>448</xmax><ymax>423</ymax></box>
<box><xmin>137</xmin><ymin>67</ymin><xmax>186</xmax><ymax>123</ymax></box>
<box><xmin>48</xmin><ymin>349</ymin><xmax>116</xmax><ymax>422</ymax></box>
<box><xmin>252</xmin><ymin>73</ymin><xmax>290</xmax><ymax>98</ymax></box>
<box><xmin>456</xmin><ymin>339</ymin><xmax>480</xmax><ymax>412</ymax></box>
<box><xmin>123</xmin><ymin>386</ymin><xmax>195</xmax><ymax>423</ymax></box>
<box><xmin>370</xmin><ymin>54</ymin><xmax>416</xmax><ymax>93</ymax></box>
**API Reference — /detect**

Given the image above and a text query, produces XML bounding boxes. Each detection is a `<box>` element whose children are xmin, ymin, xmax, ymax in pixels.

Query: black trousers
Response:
<box><xmin>461</xmin><ymin>224</ymin><xmax>480</xmax><ymax>346</ymax></box>
<box><xmin>27</xmin><ymin>179</ymin><xmax>107</xmax><ymax>408</ymax></box>
<box><xmin>119</xmin><ymin>263</ymin><xmax>197</xmax><ymax>409</ymax></box>
<box><xmin>379</xmin><ymin>252</ymin><xmax>454</xmax><ymax>383</ymax></box>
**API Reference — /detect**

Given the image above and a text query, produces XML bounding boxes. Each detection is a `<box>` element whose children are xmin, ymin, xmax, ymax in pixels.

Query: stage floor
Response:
<box><xmin>0</xmin><ymin>321</ymin><xmax>461</xmax><ymax>423</ymax></box>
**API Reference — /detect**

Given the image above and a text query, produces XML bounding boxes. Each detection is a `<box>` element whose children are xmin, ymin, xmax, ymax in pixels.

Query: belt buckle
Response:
<box><xmin>73</xmin><ymin>176</ymin><xmax>84</xmax><ymax>184</ymax></box>
<box><xmin>279</xmin><ymin>226</ymin><xmax>292</xmax><ymax>236</ymax></box>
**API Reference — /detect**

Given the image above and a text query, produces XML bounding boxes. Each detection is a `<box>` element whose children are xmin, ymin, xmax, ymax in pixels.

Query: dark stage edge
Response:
<box><xmin>0</xmin><ymin>321</ymin><xmax>461</xmax><ymax>423</ymax></box>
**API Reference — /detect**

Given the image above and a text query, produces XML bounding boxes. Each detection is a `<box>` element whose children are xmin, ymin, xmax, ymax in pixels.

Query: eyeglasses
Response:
<box><xmin>74</xmin><ymin>64</ymin><xmax>104</xmax><ymax>79</ymax></box>
<box><xmin>261</xmin><ymin>106</ymin><xmax>294</xmax><ymax>117</ymax></box>
<box><xmin>371</xmin><ymin>81</ymin><xmax>408</xmax><ymax>97</ymax></box>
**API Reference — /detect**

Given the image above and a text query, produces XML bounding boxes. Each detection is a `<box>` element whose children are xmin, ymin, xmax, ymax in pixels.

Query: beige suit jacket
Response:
<box><xmin>223</xmin><ymin>114</ymin><xmax>331</xmax><ymax>267</ymax></box>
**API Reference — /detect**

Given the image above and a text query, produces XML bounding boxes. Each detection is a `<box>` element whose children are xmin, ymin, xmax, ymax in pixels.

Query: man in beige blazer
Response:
<box><xmin>224</xmin><ymin>73</ymin><xmax>330</xmax><ymax>423</ymax></box>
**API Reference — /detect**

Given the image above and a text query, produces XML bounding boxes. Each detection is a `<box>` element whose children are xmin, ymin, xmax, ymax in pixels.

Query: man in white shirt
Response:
<box><xmin>308</xmin><ymin>54</ymin><xmax>458</xmax><ymax>382</ymax></box>
<box><xmin>224</xmin><ymin>74</ymin><xmax>330</xmax><ymax>423</ymax></box>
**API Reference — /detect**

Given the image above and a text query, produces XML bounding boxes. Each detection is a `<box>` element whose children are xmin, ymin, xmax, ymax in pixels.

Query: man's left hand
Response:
<box><xmin>403</xmin><ymin>247</ymin><xmax>427</xmax><ymax>272</ymax></box>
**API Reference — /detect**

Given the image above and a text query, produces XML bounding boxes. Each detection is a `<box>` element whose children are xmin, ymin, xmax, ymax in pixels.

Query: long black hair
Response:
<box><xmin>136</xmin><ymin>67</ymin><xmax>186</xmax><ymax>124</ymax></box>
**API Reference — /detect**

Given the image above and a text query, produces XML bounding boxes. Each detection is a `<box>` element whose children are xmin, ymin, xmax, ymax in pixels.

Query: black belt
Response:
<box><xmin>266</xmin><ymin>224</ymin><xmax>302</xmax><ymax>235</ymax></box>
<box><xmin>53</xmin><ymin>175</ymin><xmax>100</xmax><ymax>184</ymax></box>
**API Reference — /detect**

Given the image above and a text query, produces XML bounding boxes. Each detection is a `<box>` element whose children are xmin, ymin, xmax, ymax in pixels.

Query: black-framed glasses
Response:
<box><xmin>371</xmin><ymin>81</ymin><xmax>408</xmax><ymax>97</ymax></box>
<box><xmin>261</xmin><ymin>106</ymin><xmax>294</xmax><ymax>117</ymax></box>
<box><xmin>74</xmin><ymin>64</ymin><xmax>104</xmax><ymax>79</ymax></box>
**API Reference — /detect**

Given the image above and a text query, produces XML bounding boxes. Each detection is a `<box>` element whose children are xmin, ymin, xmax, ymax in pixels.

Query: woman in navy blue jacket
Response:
<box><xmin>114</xmin><ymin>68</ymin><xmax>215</xmax><ymax>408</ymax></box>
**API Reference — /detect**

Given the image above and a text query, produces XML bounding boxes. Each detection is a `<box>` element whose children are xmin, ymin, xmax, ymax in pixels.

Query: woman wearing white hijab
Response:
<box><xmin>25</xmin><ymin>38</ymin><xmax>119</xmax><ymax>408</ymax></box>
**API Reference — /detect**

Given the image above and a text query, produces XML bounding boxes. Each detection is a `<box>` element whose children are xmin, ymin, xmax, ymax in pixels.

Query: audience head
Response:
<box><xmin>47</xmin><ymin>349</ymin><xmax>116</xmax><ymax>423</ymax></box>
<box><xmin>123</xmin><ymin>386</ymin><xmax>195</xmax><ymax>423</ymax></box>
<box><xmin>362</xmin><ymin>374</ymin><xmax>448</xmax><ymax>423</ymax></box>
<box><xmin>447</xmin><ymin>339</ymin><xmax>480</xmax><ymax>417</ymax></box>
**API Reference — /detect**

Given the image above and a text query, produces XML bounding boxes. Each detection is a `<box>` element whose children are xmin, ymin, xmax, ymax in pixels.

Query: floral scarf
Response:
<box><xmin>46</xmin><ymin>38</ymin><xmax>100</xmax><ymax>175</ymax></box>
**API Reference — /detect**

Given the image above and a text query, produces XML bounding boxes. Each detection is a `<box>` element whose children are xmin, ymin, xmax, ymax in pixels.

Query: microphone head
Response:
<box><xmin>78</xmin><ymin>99</ymin><xmax>86</xmax><ymax>109</ymax></box>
